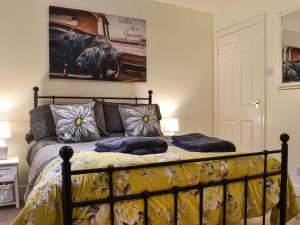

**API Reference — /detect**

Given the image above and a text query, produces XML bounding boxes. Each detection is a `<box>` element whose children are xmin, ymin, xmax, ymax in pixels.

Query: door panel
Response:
<box><xmin>217</xmin><ymin>21</ymin><xmax>264</xmax><ymax>152</ymax></box>
<box><xmin>241</xmin><ymin>61</ymin><xmax>253</xmax><ymax>105</ymax></box>
<box><xmin>240</xmin><ymin>120</ymin><xmax>254</xmax><ymax>150</ymax></box>
<box><xmin>240</xmin><ymin>36</ymin><xmax>253</xmax><ymax>53</ymax></box>
<box><xmin>224</xmin><ymin>120</ymin><xmax>236</xmax><ymax>143</ymax></box>
<box><xmin>224</xmin><ymin>65</ymin><xmax>234</xmax><ymax>106</ymax></box>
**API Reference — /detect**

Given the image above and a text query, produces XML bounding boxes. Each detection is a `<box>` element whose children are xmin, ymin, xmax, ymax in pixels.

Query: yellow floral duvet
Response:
<box><xmin>14</xmin><ymin>147</ymin><xmax>299</xmax><ymax>225</ymax></box>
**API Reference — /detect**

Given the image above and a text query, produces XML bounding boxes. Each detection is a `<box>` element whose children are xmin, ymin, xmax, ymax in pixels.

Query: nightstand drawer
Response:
<box><xmin>0</xmin><ymin>167</ymin><xmax>16</xmax><ymax>182</ymax></box>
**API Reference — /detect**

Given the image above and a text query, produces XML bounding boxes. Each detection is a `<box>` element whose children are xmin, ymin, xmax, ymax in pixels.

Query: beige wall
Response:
<box><xmin>0</xmin><ymin>0</ymin><xmax>214</xmax><ymax>192</ymax></box>
<box><xmin>215</xmin><ymin>0</ymin><xmax>300</xmax><ymax>192</ymax></box>
<box><xmin>134</xmin><ymin>2</ymin><xmax>214</xmax><ymax>135</ymax></box>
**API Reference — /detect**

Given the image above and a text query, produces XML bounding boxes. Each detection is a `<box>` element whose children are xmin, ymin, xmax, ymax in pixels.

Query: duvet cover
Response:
<box><xmin>14</xmin><ymin>146</ymin><xmax>299</xmax><ymax>225</ymax></box>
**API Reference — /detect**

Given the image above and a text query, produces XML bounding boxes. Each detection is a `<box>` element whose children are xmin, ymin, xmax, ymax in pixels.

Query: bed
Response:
<box><xmin>13</xmin><ymin>87</ymin><xmax>299</xmax><ymax>225</ymax></box>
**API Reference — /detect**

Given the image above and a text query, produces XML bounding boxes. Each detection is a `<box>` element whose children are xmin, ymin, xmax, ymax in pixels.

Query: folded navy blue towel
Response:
<box><xmin>172</xmin><ymin>133</ymin><xmax>236</xmax><ymax>152</ymax></box>
<box><xmin>95</xmin><ymin>137</ymin><xmax>168</xmax><ymax>155</ymax></box>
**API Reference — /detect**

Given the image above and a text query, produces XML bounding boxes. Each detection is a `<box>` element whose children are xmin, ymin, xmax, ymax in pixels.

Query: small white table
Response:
<box><xmin>0</xmin><ymin>157</ymin><xmax>20</xmax><ymax>208</ymax></box>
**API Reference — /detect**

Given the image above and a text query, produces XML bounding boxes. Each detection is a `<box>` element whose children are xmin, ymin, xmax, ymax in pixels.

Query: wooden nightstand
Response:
<box><xmin>0</xmin><ymin>157</ymin><xmax>20</xmax><ymax>208</ymax></box>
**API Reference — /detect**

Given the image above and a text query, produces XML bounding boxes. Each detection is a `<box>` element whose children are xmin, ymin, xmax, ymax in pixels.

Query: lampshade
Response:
<box><xmin>0</xmin><ymin>121</ymin><xmax>11</xmax><ymax>139</ymax></box>
<box><xmin>161</xmin><ymin>118</ymin><xmax>179</xmax><ymax>132</ymax></box>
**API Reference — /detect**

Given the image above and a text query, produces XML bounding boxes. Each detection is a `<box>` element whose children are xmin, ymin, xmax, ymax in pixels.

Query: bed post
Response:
<box><xmin>279</xmin><ymin>133</ymin><xmax>289</xmax><ymax>225</ymax></box>
<box><xmin>148</xmin><ymin>90</ymin><xmax>153</xmax><ymax>104</ymax></box>
<box><xmin>59</xmin><ymin>146</ymin><xmax>74</xmax><ymax>225</ymax></box>
<box><xmin>33</xmin><ymin>86</ymin><xmax>39</xmax><ymax>108</ymax></box>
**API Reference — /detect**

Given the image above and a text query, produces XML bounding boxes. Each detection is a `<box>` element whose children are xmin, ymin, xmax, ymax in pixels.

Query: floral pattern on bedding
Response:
<box><xmin>13</xmin><ymin>150</ymin><xmax>300</xmax><ymax>225</ymax></box>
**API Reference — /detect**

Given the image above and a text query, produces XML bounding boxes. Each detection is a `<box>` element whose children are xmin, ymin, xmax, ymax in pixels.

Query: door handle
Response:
<box><xmin>251</xmin><ymin>98</ymin><xmax>260</xmax><ymax>109</ymax></box>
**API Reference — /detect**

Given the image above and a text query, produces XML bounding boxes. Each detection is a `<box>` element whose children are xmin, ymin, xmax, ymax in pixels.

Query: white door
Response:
<box><xmin>215</xmin><ymin>16</ymin><xmax>264</xmax><ymax>152</ymax></box>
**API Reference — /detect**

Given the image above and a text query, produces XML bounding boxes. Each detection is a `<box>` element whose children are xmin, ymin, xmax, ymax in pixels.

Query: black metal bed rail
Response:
<box><xmin>59</xmin><ymin>133</ymin><xmax>290</xmax><ymax>225</ymax></box>
<box><xmin>33</xmin><ymin>86</ymin><xmax>153</xmax><ymax>107</ymax></box>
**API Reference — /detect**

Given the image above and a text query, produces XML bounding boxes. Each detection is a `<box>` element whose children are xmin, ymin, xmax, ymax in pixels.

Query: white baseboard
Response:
<box><xmin>295</xmin><ymin>185</ymin><xmax>300</xmax><ymax>197</ymax></box>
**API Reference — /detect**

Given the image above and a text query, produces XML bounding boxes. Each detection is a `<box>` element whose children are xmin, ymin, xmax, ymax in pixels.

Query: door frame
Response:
<box><xmin>214</xmin><ymin>15</ymin><xmax>266</xmax><ymax>149</ymax></box>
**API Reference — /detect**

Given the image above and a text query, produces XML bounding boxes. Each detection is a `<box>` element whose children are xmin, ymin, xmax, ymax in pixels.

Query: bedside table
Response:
<box><xmin>0</xmin><ymin>157</ymin><xmax>20</xmax><ymax>208</ymax></box>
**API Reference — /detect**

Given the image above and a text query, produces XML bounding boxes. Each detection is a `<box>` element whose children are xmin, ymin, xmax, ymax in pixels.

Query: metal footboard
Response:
<box><xmin>59</xmin><ymin>133</ymin><xmax>290</xmax><ymax>225</ymax></box>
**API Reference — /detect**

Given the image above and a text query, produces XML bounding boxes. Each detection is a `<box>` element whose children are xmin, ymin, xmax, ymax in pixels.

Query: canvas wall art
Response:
<box><xmin>49</xmin><ymin>6</ymin><xmax>146</xmax><ymax>82</ymax></box>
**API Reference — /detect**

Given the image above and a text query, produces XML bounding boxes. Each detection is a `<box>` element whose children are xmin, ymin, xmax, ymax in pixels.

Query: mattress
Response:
<box><xmin>15</xmin><ymin>137</ymin><xmax>300</xmax><ymax>225</ymax></box>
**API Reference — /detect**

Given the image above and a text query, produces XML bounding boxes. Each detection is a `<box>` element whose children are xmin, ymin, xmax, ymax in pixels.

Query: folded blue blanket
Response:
<box><xmin>95</xmin><ymin>137</ymin><xmax>168</xmax><ymax>155</ymax></box>
<box><xmin>172</xmin><ymin>133</ymin><xmax>236</xmax><ymax>152</ymax></box>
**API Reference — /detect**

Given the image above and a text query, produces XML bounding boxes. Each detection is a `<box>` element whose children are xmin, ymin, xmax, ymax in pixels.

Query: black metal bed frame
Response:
<box><xmin>33</xmin><ymin>86</ymin><xmax>153</xmax><ymax>107</ymax></box>
<box><xmin>32</xmin><ymin>87</ymin><xmax>290</xmax><ymax>225</ymax></box>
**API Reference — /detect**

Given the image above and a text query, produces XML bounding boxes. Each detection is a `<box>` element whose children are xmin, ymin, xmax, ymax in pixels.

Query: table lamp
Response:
<box><xmin>0</xmin><ymin>121</ymin><xmax>11</xmax><ymax>160</ymax></box>
<box><xmin>161</xmin><ymin>118</ymin><xmax>179</xmax><ymax>136</ymax></box>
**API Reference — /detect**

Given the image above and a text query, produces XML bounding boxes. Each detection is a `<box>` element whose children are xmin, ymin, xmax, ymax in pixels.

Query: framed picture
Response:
<box><xmin>280</xmin><ymin>8</ymin><xmax>300</xmax><ymax>89</ymax></box>
<box><xmin>49</xmin><ymin>6</ymin><xmax>146</xmax><ymax>82</ymax></box>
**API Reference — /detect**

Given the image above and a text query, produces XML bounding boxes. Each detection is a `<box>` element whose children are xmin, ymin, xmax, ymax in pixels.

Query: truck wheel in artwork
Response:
<box><xmin>92</xmin><ymin>51</ymin><xmax>106</xmax><ymax>80</ymax></box>
<box><xmin>75</xmin><ymin>47</ymin><xmax>106</xmax><ymax>80</ymax></box>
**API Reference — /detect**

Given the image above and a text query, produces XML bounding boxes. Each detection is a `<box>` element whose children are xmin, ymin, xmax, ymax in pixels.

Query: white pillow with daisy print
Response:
<box><xmin>50</xmin><ymin>102</ymin><xmax>100</xmax><ymax>143</ymax></box>
<box><xmin>119</xmin><ymin>105</ymin><xmax>162</xmax><ymax>137</ymax></box>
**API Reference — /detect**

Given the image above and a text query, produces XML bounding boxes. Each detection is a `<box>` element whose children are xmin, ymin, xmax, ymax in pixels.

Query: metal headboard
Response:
<box><xmin>32</xmin><ymin>87</ymin><xmax>153</xmax><ymax>107</ymax></box>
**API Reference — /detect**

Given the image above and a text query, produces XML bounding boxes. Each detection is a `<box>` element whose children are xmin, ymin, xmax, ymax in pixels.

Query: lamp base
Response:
<box><xmin>0</xmin><ymin>139</ymin><xmax>8</xmax><ymax>160</ymax></box>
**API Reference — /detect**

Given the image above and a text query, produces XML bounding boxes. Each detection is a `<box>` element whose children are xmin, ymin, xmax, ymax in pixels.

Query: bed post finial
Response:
<box><xmin>279</xmin><ymin>133</ymin><xmax>289</xmax><ymax>225</ymax></box>
<box><xmin>280</xmin><ymin>133</ymin><xmax>289</xmax><ymax>144</ymax></box>
<box><xmin>59</xmin><ymin>146</ymin><xmax>74</xmax><ymax>162</ymax></box>
<box><xmin>59</xmin><ymin>146</ymin><xmax>73</xmax><ymax>225</ymax></box>
<box><xmin>33</xmin><ymin>86</ymin><xmax>39</xmax><ymax>108</ymax></box>
<box><xmin>33</xmin><ymin>86</ymin><xmax>39</xmax><ymax>93</ymax></box>
<box><xmin>148</xmin><ymin>90</ymin><xmax>153</xmax><ymax>104</ymax></box>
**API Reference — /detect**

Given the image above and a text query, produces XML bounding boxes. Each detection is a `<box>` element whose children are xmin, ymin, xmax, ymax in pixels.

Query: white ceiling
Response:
<box><xmin>153</xmin><ymin>0</ymin><xmax>233</xmax><ymax>13</ymax></box>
